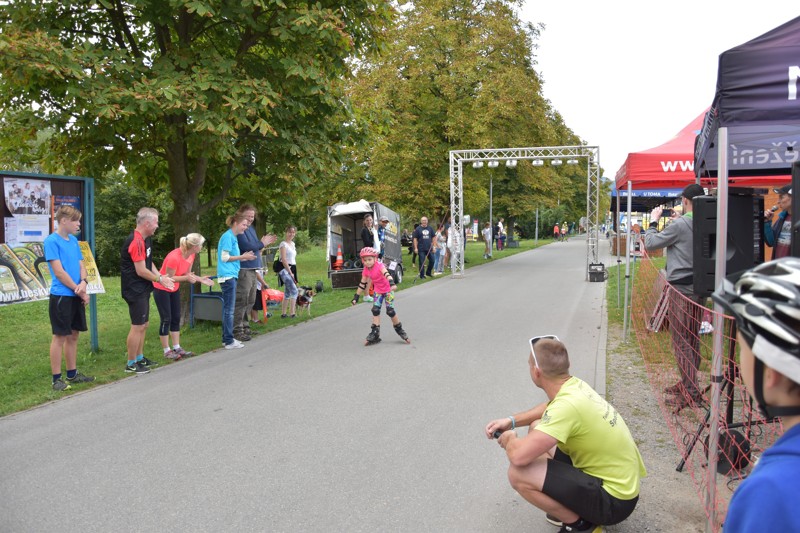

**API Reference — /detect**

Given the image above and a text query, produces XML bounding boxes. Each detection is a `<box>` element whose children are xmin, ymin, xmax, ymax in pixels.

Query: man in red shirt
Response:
<box><xmin>120</xmin><ymin>207</ymin><xmax>173</xmax><ymax>374</ymax></box>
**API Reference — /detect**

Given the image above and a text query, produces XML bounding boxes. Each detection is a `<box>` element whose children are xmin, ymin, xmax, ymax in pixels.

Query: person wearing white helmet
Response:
<box><xmin>711</xmin><ymin>257</ymin><xmax>800</xmax><ymax>532</ymax></box>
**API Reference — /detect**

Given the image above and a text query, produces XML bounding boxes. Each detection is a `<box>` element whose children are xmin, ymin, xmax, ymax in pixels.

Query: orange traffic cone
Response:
<box><xmin>333</xmin><ymin>244</ymin><xmax>344</xmax><ymax>270</ymax></box>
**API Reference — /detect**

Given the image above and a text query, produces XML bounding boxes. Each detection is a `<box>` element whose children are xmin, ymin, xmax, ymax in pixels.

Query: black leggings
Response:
<box><xmin>153</xmin><ymin>288</ymin><xmax>181</xmax><ymax>336</ymax></box>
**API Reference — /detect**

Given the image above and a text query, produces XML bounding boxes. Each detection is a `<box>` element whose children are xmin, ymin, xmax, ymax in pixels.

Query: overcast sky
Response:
<box><xmin>517</xmin><ymin>2</ymin><xmax>795</xmax><ymax>180</ymax></box>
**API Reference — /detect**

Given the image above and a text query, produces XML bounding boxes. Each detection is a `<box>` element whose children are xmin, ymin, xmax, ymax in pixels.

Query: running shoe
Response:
<box><xmin>224</xmin><ymin>340</ymin><xmax>245</xmax><ymax>350</ymax></box>
<box><xmin>139</xmin><ymin>356</ymin><xmax>158</xmax><ymax>367</ymax></box>
<box><xmin>52</xmin><ymin>378</ymin><xmax>71</xmax><ymax>391</ymax></box>
<box><xmin>164</xmin><ymin>349</ymin><xmax>182</xmax><ymax>360</ymax></box>
<box><xmin>124</xmin><ymin>362</ymin><xmax>150</xmax><ymax>374</ymax></box>
<box><xmin>65</xmin><ymin>372</ymin><xmax>95</xmax><ymax>384</ymax></box>
<box><xmin>172</xmin><ymin>347</ymin><xmax>194</xmax><ymax>358</ymax></box>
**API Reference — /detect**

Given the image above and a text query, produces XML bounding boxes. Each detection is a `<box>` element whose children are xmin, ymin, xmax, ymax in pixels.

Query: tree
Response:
<box><xmin>337</xmin><ymin>0</ymin><xmax>585</xmax><ymax>223</ymax></box>
<box><xmin>0</xmin><ymin>0</ymin><xmax>393</xmax><ymax>242</ymax></box>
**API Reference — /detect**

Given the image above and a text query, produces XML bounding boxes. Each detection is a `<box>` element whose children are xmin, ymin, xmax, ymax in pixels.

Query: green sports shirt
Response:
<box><xmin>536</xmin><ymin>376</ymin><xmax>647</xmax><ymax>500</ymax></box>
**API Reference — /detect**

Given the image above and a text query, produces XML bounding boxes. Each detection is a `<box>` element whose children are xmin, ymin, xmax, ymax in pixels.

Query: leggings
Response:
<box><xmin>153</xmin><ymin>288</ymin><xmax>181</xmax><ymax>336</ymax></box>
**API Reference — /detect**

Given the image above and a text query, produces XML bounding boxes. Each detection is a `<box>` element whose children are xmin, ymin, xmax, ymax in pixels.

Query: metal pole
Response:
<box><xmin>535</xmin><ymin>208</ymin><xmax>539</xmax><ymax>247</ymax></box>
<box><xmin>489</xmin><ymin>176</ymin><xmax>493</xmax><ymax>252</ymax></box>
<box><xmin>707</xmin><ymin>127</ymin><xmax>729</xmax><ymax>532</ymax></box>
<box><xmin>622</xmin><ymin>181</ymin><xmax>633</xmax><ymax>341</ymax></box>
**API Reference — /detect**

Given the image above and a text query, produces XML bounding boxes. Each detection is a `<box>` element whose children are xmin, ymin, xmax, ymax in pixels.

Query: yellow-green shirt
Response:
<box><xmin>535</xmin><ymin>376</ymin><xmax>647</xmax><ymax>500</ymax></box>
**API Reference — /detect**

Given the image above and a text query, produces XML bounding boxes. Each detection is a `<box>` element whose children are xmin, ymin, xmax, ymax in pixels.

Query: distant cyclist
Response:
<box><xmin>712</xmin><ymin>258</ymin><xmax>800</xmax><ymax>532</ymax></box>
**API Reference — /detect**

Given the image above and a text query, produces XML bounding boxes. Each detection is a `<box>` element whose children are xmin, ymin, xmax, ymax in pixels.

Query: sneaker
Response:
<box><xmin>172</xmin><ymin>347</ymin><xmax>194</xmax><ymax>358</ymax></box>
<box><xmin>139</xmin><ymin>356</ymin><xmax>158</xmax><ymax>368</ymax></box>
<box><xmin>52</xmin><ymin>378</ymin><xmax>71</xmax><ymax>392</ymax></box>
<box><xmin>225</xmin><ymin>340</ymin><xmax>245</xmax><ymax>350</ymax></box>
<box><xmin>65</xmin><ymin>372</ymin><xmax>95</xmax><ymax>384</ymax></box>
<box><xmin>546</xmin><ymin>514</ymin><xmax>563</xmax><ymax>527</ymax></box>
<box><xmin>124</xmin><ymin>362</ymin><xmax>150</xmax><ymax>374</ymax></box>
<box><xmin>164</xmin><ymin>349</ymin><xmax>182</xmax><ymax>360</ymax></box>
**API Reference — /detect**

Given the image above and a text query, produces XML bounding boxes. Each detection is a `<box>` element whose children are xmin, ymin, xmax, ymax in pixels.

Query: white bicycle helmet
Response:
<box><xmin>712</xmin><ymin>257</ymin><xmax>800</xmax><ymax>418</ymax></box>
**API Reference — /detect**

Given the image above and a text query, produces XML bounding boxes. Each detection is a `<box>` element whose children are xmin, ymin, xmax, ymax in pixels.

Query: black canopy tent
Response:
<box><xmin>695</xmin><ymin>15</ymin><xmax>800</xmax><ymax>178</ymax></box>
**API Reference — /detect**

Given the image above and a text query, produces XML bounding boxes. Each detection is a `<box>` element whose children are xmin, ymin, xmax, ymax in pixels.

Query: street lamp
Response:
<box><xmin>567</xmin><ymin>159</ymin><xmax>579</xmax><ymax>165</ymax></box>
<box><xmin>532</xmin><ymin>159</ymin><xmax>544</xmax><ymax>166</ymax></box>
<box><xmin>472</xmin><ymin>161</ymin><xmax>484</xmax><ymax>169</ymax></box>
<box><xmin>487</xmin><ymin>160</ymin><xmax>499</xmax><ymax>168</ymax></box>
<box><xmin>551</xmin><ymin>159</ymin><xmax>563</xmax><ymax>166</ymax></box>
<box><xmin>506</xmin><ymin>159</ymin><xmax>518</xmax><ymax>168</ymax></box>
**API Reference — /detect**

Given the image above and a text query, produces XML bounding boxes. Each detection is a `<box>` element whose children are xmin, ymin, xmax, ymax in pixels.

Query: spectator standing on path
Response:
<box><xmin>711</xmin><ymin>258</ymin><xmax>800</xmax><ymax>532</ymax></box>
<box><xmin>432</xmin><ymin>224</ymin><xmax>446</xmax><ymax>275</ymax></box>
<box><xmin>763</xmin><ymin>184</ymin><xmax>793</xmax><ymax>260</ymax></box>
<box><xmin>496</xmin><ymin>218</ymin><xmax>505</xmax><ymax>250</ymax></box>
<box><xmin>278</xmin><ymin>225</ymin><xmax>299</xmax><ymax>318</ymax></box>
<box><xmin>644</xmin><ymin>183</ymin><xmax>706</xmax><ymax>411</ymax></box>
<box><xmin>120</xmin><ymin>207</ymin><xmax>174</xmax><ymax>374</ymax></box>
<box><xmin>217</xmin><ymin>213</ymin><xmax>256</xmax><ymax>350</ymax></box>
<box><xmin>482</xmin><ymin>222</ymin><xmax>493</xmax><ymax>259</ymax></box>
<box><xmin>234</xmin><ymin>204</ymin><xmax>277</xmax><ymax>342</ymax></box>
<box><xmin>153</xmin><ymin>233</ymin><xmax>214</xmax><ymax>360</ymax></box>
<box><xmin>485</xmin><ymin>336</ymin><xmax>645</xmax><ymax>532</ymax></box>
<box><xmin>412</xmin><ymin>216</ymin><xmax>435</xmax><ymax>279</ymax></box>
<box><xmin>44</xmin><ymin>206</ymin><xmax>94</xmax><ymax>391</ymax></box>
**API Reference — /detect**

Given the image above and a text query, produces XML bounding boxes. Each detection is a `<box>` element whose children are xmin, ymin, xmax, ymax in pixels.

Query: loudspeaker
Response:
<box><xmin>693</xmin><ymin>191</ymin><xmax>764</xmax><ymax>298</ymax></box>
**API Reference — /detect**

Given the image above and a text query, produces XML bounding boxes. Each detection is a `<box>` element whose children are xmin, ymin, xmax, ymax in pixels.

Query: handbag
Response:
<box><xmin>272</xmin><ymin>256</ymin><xmax>282</xmax><ymax>273</ymax></box>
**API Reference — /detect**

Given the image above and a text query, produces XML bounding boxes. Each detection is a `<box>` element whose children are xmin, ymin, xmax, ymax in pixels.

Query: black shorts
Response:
<box><xmin>542</xmin><ymin>449</ymin><xmax>638</xmax><ymax>526</ymax></box>
<box><xmin>124</xmin><ymin>293</ymin><xmax>151</xmax><ymax>325</ymax></box>
<box><xmin>49</xmin><ymin>295</ymin><xmax>87</xmax><ymax>336</ymax></box>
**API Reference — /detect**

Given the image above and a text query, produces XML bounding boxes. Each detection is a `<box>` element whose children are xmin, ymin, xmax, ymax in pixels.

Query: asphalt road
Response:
<box><xmin>0</xmin><ymin>236</ymin><xmax>610</xmax><ymax>532</ymax></box>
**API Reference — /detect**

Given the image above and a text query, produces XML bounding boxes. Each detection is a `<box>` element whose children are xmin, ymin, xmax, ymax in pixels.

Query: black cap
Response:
<box><xmin>681</xmin><ymin>183</ymin><xmax>705</xmax><ymax>200</ymax></box>
<box><xmin>774</xmin><ymin>184</ymin><xmax>792</xmax><ymax>195</ymax></box>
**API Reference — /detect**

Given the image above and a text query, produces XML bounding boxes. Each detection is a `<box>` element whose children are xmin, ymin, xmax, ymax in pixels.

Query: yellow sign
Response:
<box><xmin>79</xmin><ymin>241</ymin><xmax>105</xmax><ymax>295</ymax></box>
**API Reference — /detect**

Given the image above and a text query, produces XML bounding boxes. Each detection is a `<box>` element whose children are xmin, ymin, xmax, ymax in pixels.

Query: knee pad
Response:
<box><xmin>371</xmin><ymin>305</ymin><xmax>381</xmax><ymax>316</ymax></box>
<box><xmin>386</xmin><ymin>306</ymin><xmax>396</xmax><ymax>318</ymax></box>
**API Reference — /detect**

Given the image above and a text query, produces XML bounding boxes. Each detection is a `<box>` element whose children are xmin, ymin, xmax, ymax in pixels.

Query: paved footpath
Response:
<box><xmin>0</xmin><ymin>236</ymin><xmax>611</xmax><ymax>533</ymax></box>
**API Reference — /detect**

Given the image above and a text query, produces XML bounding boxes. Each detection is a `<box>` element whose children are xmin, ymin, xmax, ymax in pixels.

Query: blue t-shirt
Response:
<box><xmin>44</xmin><ymin>232</ymin><xmax>83</xmax><ymax>297</ymax></box>
<box><xmin>723</xmin><ymin>424</ymin><xmax>800</xmax><ymax>531</ymax></box>
<box><xmin>217</xmin><ymin>229</ymin><xmax>242</xmax><ymax>279</ymax></box>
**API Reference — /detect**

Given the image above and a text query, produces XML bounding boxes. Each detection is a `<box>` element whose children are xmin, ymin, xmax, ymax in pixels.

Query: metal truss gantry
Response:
<box><xmin>449</xmin><ymin>145</ymin><xmax>601</xmax><ymax>280</ymax></box>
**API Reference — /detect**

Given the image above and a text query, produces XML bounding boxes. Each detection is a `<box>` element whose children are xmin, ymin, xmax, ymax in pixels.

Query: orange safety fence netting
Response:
<box><xmin>628</xmin><ymin>248</ymin><xmax>785</xmax><ymax>532</ymax></box>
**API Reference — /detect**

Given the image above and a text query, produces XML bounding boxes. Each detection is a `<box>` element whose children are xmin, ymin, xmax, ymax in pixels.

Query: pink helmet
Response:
<box><xmin>359</xmin><ymin>247</ymin><xmax>378</xmax><ymax>258</ymax></box>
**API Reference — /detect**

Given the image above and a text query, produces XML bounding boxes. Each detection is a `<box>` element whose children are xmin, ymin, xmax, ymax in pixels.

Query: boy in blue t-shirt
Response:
<box><xmin>712</xmin><ymin>258</ymin><xmax>800</xmax><ymax>532</ymax></box>
<box><xmin>43</xmin><ymin>206</ymin><xmax>95</xmax><ymax>391</ymax></box>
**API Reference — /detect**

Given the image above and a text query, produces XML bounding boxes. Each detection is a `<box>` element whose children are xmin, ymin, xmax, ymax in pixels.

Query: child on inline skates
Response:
<box><xmin>351</xmin><ymin>247</ymin><xmax>410</xmax><ymax>345</ymax></box>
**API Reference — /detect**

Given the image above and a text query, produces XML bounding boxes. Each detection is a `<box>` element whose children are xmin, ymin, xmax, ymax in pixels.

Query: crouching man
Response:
<box><xmin>485</xmin><ymin>336</ymin><xmax>646</xmax><ymax>532</ymax></box>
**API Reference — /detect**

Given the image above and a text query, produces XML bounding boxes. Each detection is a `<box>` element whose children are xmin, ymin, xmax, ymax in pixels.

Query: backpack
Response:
<box><xmin>272</xmin><ymin>255</ymin><xmax>282</xmax><ymax>273</ymax></box>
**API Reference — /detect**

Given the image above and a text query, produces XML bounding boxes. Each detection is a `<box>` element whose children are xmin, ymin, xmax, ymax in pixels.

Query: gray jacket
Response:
<box><xmin>644</xmin><ymin>215</ymin><xmax>694</xmax><ymax>286</ymax></box>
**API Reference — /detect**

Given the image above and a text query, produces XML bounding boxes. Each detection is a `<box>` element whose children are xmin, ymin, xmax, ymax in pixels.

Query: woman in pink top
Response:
<box><xmin>350</xmin><ymin>247</ymin><xmax>410</xmax><ymax>345</ymax></box>
<box><xmin>153</xmin><ymin>233</ymin><xmax>214</xmax><ymax>360</ymax></box>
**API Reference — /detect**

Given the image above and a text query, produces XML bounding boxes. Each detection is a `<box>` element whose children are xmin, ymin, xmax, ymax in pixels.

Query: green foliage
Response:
<box><xmin>0</xmin><ymin>0</ymin><xmax>394</xmax><ymax>246</ymax></box>
<box><xmin>339</xmin><ymin>0</ymin><xmax>587</xmax><ymax>222</ymax></box>
<box><xmin>94</xmin><ymin>181</ymin><xmax>175</xmax><ymax>275</ymax></box>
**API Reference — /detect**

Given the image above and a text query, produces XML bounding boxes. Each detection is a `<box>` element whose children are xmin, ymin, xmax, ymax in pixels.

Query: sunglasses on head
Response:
<box><xmin>529</xmin><ymin>335</ymin><xmax>560</xmax><ymax>368</ymax></box>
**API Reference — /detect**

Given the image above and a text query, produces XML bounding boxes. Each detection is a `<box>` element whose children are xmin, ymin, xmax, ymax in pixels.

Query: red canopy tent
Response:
<box><xmin>615</xmin><ymin>111</ymin><xmax>707</xmax><ymax>190</ymax></box>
